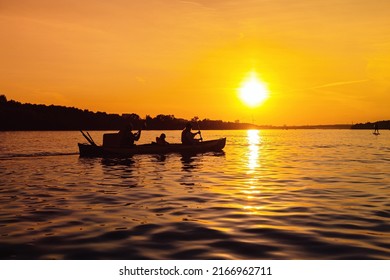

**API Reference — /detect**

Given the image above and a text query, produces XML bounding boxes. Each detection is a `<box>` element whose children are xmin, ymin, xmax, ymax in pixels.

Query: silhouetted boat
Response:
<box><xmin>78</xmin><ymin>138</ymin><xmax>226</xmax><ymax>157</ymax></box>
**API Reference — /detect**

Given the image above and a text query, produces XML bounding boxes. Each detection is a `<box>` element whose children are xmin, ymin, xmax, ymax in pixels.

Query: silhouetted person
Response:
<box><xmin>374</xmin><ymin>122</ymin><xmax>379</xmax><ymax>134</ymax></box>
<box><xmin>156</xmin><ymin>133</ymin><xmax>169</xmax><ymax>145</ymax></box>
<box><xmin>118</xmin><ymin>123</ymin><xmax>141</xmax><ymax>146</ymax></box>
<box><xmin>181</xmin><ymin>122</ymin><xmax>201</xmax><ymax>144</ymax></box>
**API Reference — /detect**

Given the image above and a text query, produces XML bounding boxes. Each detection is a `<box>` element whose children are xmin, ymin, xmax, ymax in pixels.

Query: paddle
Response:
<box><xmin>80</xmin><ymin>130</ymin><xmax>97</xmax><ymax>146</ymax></box>
<box><xmin>86</xmin><ymin>132</ymin><xmax>95</xmax><ymax>144</ymax></box>
<box><xmin>196</xmin><ymin>121</ymin><xmax>203</xmax><ymax>142</ymax></box>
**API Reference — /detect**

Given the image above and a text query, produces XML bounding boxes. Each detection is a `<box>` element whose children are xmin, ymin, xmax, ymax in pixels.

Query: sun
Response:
<box><xmin>239</xmin><ymin>72</ymin><xmax>269</xmax><ymax>107</ymax></box>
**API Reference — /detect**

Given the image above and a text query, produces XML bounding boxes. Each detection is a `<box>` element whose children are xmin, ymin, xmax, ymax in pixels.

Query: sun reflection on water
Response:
<box><xmin>240</xmin><ymin>130</ymin><xmax>264</xmax><ymax>210</ymax></box>
<box><xmin>247</xmin><ymin>130</ymin><xmax>261</xmax><ymax>172</ymax></box>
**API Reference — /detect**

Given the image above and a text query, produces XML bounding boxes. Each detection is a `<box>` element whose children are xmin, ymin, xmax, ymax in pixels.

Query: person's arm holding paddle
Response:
<box><xmin>181</xmin><ymin>122</ymin><xmax>201</xmax><ymax>144</ymax></box>
<box><xmin>134</xmin><ymin>128</ymin><xmax>141</xmax><ymax>141</ymax></box>
<box><xmin>133</xmin><ymin>121</ymin><xmax>147</xmax><ymax>142</ymax></box>
<box><xmin>196</xmin><ymin>122</ymin><xmax>203</xmax><ymax>142</ymax></box>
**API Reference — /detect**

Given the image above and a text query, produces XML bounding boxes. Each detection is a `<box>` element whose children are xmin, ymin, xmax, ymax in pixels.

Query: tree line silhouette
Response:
<box><xmin>0</xmin><ymin>95</ymin><xmax>256</xmax><ymax>131</ymax></box>
<box><xmin>4</xmin><ymin>95</ymin><xmax>385</xmax><ymax>131</ymax></box>
<box><xmin>351</xmin><ymin>121</ymin><xmax>390</xmax><ymax>130</ymax></box>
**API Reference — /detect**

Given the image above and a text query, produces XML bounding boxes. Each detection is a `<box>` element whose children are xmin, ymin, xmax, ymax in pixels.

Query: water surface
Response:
<box><xmin>0</xmin><ymin>130</ymin><xmax>389</xmax><ymax>259</ymax></box>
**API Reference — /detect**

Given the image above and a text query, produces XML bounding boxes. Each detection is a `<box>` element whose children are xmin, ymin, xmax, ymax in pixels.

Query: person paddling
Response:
<box><xmin>181</xmin><ymin>122</ymin><xmax>201</xmax><ymax>144</ymax></box>
<box><xmin>118</xmin><ymin>122</ymin><xmax>142</xmax><ymax>146</ymax></box>
<box><xmin>374</xmin><ymin>122</ymin><xmax>380</xmax><ymax>134</ymax></box>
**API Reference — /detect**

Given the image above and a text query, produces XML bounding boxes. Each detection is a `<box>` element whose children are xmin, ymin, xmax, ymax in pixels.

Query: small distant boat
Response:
<box><xmin>78</xmin><ymin>133</ymin><xmax>226</xmax><ymax>157</ymax></box>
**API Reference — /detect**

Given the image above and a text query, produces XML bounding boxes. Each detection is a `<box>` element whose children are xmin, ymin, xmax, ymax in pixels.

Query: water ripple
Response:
<box><xmin>1</xmin><ymin>130</ymin><xmax>389</xmax><ymax>259</ymax></box>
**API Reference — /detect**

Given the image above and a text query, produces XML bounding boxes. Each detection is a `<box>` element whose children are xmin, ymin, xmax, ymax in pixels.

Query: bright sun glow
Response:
<box><xmin>239</xmin><ymin>72</ymin><xmax>269</xmax><ymax>107</ymax></box>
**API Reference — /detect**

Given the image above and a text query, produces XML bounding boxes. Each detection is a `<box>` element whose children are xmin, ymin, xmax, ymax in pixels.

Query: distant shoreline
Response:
<box><xmin>2</xmin><ymin>95</ymin><xmax>388</xmax><ymax>131</ymax></box>
<box><xmin>0</xmin><ymin>127</ymin><xmax>353</xmax><ymax>131</ymax></box>
<box><xmin>0</xmin><ymin>125</ymin><xmax>355</xmax><ymax>131</ymax></box>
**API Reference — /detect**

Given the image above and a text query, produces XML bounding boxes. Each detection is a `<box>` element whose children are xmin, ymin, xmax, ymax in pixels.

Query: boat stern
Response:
<box><xmin>78</xmin><ymin>143</ymin><xmax>103</xmax><ymax>157</ymax></box>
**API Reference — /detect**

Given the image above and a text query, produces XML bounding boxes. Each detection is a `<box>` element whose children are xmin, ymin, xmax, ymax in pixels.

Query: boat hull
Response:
<box><xmin>78</xmin><ymin>138</ymin><xmax>226</xmax><ymax>157</ymax></box>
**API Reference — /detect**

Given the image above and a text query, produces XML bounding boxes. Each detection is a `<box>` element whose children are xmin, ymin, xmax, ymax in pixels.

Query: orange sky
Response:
<box><xmin>1</xmin><ymin>0</ymin><xmax>390</xmax><ymax>125</ymax></box>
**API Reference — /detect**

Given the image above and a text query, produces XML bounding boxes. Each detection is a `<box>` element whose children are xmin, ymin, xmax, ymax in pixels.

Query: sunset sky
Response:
<box><xmin>1</xmin><ymin>0</ymin><xmax>390</xmax><ymax>125</ymax></box>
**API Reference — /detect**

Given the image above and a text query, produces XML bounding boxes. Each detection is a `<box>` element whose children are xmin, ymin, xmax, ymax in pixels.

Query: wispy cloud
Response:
<box><xmin>281</xmin><ymin>79</ymin><xmax>371</xmax><ymax>96</ymax></box>
<box><xmin>178</xmin><ymin>0</ymin><xmax>216</xmax><ymax>11</ymax></box>
<box><xmin>309</xmin><ymin>79</ymin><xmax>370</xmax><ymax>90</ymax></box>
<box><xmin>179</xmin><ymin>1</ymin><xmax>204</xmax><ymax>7</ymax></box>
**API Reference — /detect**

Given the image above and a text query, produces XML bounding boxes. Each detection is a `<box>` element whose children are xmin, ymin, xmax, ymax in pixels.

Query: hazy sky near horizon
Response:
<box><xmin>1</xmin><ymin>0</ymin><xmax>390</xmax><ymax>125</ymax></box>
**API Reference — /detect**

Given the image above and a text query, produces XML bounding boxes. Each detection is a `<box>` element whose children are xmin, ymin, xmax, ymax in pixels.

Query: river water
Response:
<box><xmin>0</xmin><ymin>130</ymin><xmax>389</xmax><ymax>259</ymax></box>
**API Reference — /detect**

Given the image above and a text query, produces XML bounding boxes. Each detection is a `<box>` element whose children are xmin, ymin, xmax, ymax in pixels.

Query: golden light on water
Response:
<box><xmin>243</xmin><ymin>130</ymin><xmax>263</xmax><ymax>208</ymax></box>
<box><xmin>239</xmin><ymin>72</ymin><xmax>269</xmax><ymax>107</ymax></box>
<box><xmin>247</xmin><ymin>129</ymin><xmax>261</xmax><ymax>171</ymax></box>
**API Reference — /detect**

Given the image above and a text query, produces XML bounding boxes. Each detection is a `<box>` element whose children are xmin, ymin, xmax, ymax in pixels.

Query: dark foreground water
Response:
<box><xmin>0</xmin><ymin>130</ymin><xmax>389</xmax><ymax>259</ymax></box>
